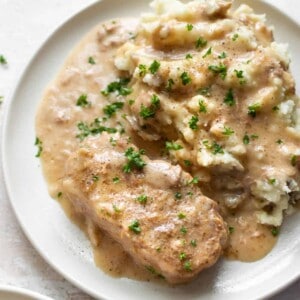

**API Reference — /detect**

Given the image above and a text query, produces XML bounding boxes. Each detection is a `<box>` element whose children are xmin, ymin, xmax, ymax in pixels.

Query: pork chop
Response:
<box><xmin>62</xmin><ymin>133</ymin><xmax>227</xmax><ymax>284</ymax></box>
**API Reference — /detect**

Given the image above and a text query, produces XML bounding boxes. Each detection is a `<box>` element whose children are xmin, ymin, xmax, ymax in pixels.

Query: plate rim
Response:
<box><xmin>1</xmin><ymin>1</ymin><xmax>300</xmax><ymax>299</ymax></box>
<box><xmin>0</xmin><ymin>285</ymin><xmax>53</xmax><ymax>300</ymax></box>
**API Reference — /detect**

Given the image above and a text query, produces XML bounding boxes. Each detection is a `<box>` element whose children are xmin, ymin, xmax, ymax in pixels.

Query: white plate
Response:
<box><xmin>2</xmin><ymin>0</ymin><xmax>300</xmax><ymax>299</ymax></box>
<box><xmin>0</xmin><ymin>285</ymin><xmax>53</xmax><ymax>300</ymax></box>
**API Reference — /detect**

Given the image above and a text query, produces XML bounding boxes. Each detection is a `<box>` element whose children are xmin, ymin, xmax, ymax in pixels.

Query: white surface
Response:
<box><xmin>0</xmin><ymin>285</ymin><xmax>53</xmax><ymax>300</ymax></box>
<box><xmin>0</xmin><ymin>0</ymin><xmax>299</xmax><ymax>300</ymax></box>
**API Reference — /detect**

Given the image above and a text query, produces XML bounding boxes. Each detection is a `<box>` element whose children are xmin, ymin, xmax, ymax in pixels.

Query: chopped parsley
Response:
<box><xmin>138</xmin><ymin>64</ymin><xmax>147</xmax><ymax>77</ymax></box>
<box><xmin>137</xmin><ymin>194</ymin><xmax>148</xmax><ymax>205</ymax></box>
<box><xmin>101</xmin><ymin>78</ymin><xmax>132</xmax><ymax>96</ymax></box>
<box><xmin>128</xmin><ymin>220</ymin><xmax>141</xmax><ymax>234</ymax></box>
<box><xmin>166</xmin><ymin>78</ymin><xmax>175</xmax><ymax>91</ymax></box>
<box><xmin>180</xmin><ymin>226</ymin><xmax>187</xmax><ymax>235</ymax></box>
<box><xmin>179</xmin><ymin>252</ymin><xmax>187</xmax><ymax>261</ymax></box>
<box><xmin>248</xmin><ymin>103</ymin><xmax>261</xmax><ymax>118</ymax></box>
<box><xmin>189</xmin><ymin>176</ymin><xmax>199</xmax><ymax>185</ymax></box>
<box><xmin>198</xmin><ymin>100</ymin><xmax>207</xmax><ymax>113</ymax></box>
<box><xmin>186</xmin><ymin>53</ymin><xmax>193</xmax><ymax>59</ymax></box>
<box><xmin>218</xmin><ymin>52</ymin><xmax>227</xmax><ymax>59</ymax></box>
<box><xmin>208</xmin><ymin>63</ymin><xmax>227</xmax><ymax>79</ymax></box>
<box><xmin>92</xmin><ymin>175</ymin><xmax>99</xmax><ymax>182</ymax></box>
<box><xmin>113</xmin><ymin>177</ymin><xmax>120</xmax><ymax>183</ymax></box>
<box><xmin>34</xmin><ymin>137</ymin><xmax>43</xmax><ymax>157</ymax></box>
<box><xmin>291</xmin><ymin>155</ymin><xmax>298</xmax><ymax>167</ymax></box>
<box><xmin>178</xmin><ymin>212</ymin><xmax>186</xmax><ymax>219</ymax></box>
<box><xmin>180</xmin><ymin>72</ymin><xmax>192</xmax><ymax>85</ymax></box>
<box><xmin>195</xmin><ymin>37</ymin><xmax>207</xmax><ymax>49</ymax></box>
<box><xmin>276</xmin><ymin>139</ymin><xmax>283</xmax><ymax>144</ymax></box>
<box><xmin>183</xmin><ymin>260</ymin><xmax>192</xmax><ymax>271</ymax></box>
<box><xmin>186</xmin><ymin>24</ymin><xmax>193</xmax><ymax>31</ymax></box>
<box><xmin>145</xmin><ymin>266</ymin><xmax>164</xmax><ymax>279</ymax></box>
<box><xmin>57</xmin><ymin>192</ymin><xmax>62</xmax><ymax>198</ymax></box>
<box><xmin>228</xmin><ymin>226</ymin><xmax>235</xmax><ymax>234</ymax></box>
<box><xmin>0</xmin><ymin>55</ymin><xmax>7</xmax><ymax>65</ymax></box>
<box><xmin>224</xmin><ymin>88</ymin><xmax>235</xmax><ymax>106</ymax></box>
<box><xmin>139</xmin><ymin>94</ymin><xmax>160</xmax><ymax>119</ymax></box>
<box><xmin>76</xmin><ymin>119</ymin><xmax>117</xmax><ymax>141</ymax></box>
<box><xmin>222</xmin><ymin>126</ymin><xmax>234</xmax><ymax>136</ymax></box>
<box><xmin>190</xmin><ymin>240</ymin><xmax>197</xmax><ymax>247</ymax></box>
<box><xmin>113</xmin><ymin>204</ymin><xmax>121</xmax><ymax>213</ymax></box>
<box><xmin>243</xmin><ymin>134</ymin><xmax>250</xmax><ymax>145</ymax></box>
<box><xmin>88</xmin><ymin>56</ymin><xmax>96</xmax><ymax>65</ymax></box>
<box><xmin>212</xmin><ymin>142</ymin><xmax>224</xmax><ymax>155</ymax></box>
<box><xmin>165</xmin><ymin>141</ymin><xmax>183</xmax><ymax>151</ymax></box>
<box><xmin>184</xmin><ymin>160</ymin><xmax>192</xmax><ymax>167</ymax></box>
<box><xmin>189</xmin><ymin>115</ymin><xmax>199</xmax><ymax>130</ymax></box>
<box><xmin>232</xmin><ymin>33</ymin><xmax>239</xmax><ymax>41</ymax></box>
<box><xmin>234</xmin><ymin>69</ymin><xmax>246</xmax><ymax>84</ymax></box>
<box><xmin>268</xmin><ymin>178</ymin><xmax>276</xmax><ymax>185</ymax></box>
<box><xmin>198</xmin><ymin>86</ymin><xmax>211</xmax><ymax>96</ymax></box>
<box><xmin>103</xmin><ymin>102</ymin><xmax>124</xmax><ymax>118</ymax></box>
<box><xmin>271</xmin><ymin>227</ymin><xmax>279</xmax><ymax>237</ymax></box>
<box><xmin>149</xmin><ymin>60</ymin><xmax>160</xmax><ymax>74</ymax></box>
<box><xmin>175</xmin><ymin>192</ymin><xmax>182</xmax><ymax>200</ymax></box>
<box><xmin>128</xmin><ymin>99</ymin><xmax>135</xmax><ymax>106</ymax></box>
<box><xmin>123</xmin><ymin>147</ymin><xmax>146</xmax><ymax>173</ymax></box>
<box><xmin>272</xmin><ymin>105</ymin><xmax>279</xmax><ymax>112</ymax></box>
<box><xmin>202</xmin><ymin>47</ymin><xmax>212</xmax><ymax>59</ymax></box>
<box><xmin>76</xmin><ymin>94</ymin><xmax>90</xmax><ymax>107</ymax></box>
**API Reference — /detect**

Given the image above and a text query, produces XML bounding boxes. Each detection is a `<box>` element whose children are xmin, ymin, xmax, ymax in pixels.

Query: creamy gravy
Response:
<box><xmin>36</xmin><ymin>9</ymin><xmax>298</xmax><ymax>282</ymax></box>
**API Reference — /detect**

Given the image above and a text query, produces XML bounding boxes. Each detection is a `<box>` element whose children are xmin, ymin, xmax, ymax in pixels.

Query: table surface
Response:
<box><xmin>0</xmin><ymin>0</ymin><xmax>299</xmax><ymax>299</ymax></box>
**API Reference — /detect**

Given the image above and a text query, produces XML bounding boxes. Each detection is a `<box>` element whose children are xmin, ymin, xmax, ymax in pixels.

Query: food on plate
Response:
<box><xmin>35</xmin><ymin>0</ymin><xmax>300</xmax><ymax>283</ymax></box>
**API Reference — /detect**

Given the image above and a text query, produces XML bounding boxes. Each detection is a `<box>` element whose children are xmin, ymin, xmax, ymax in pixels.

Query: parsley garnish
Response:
<box><xmin>218</xmin><ymin>52</ymin><xmax>227</xmax><ymax>59</ymax></box>
<box><xmin>145</xmin><ymin>266</ymin><xmax>165</xmax><ymax>279</ymax></box>
<box><xmin>222</xmin><ymin>126</ymin><xmax>234</xmax><ymax>136</ymax></box>
<box><xmin>180</xmin><ymin>72</ymin><xmax>192</xmax><ymax>85</ymax></box>
<box><xmin>57</xmin><ymin>192</ymin><xmax>62</xmax><ymax>198</ymax></box>
<box><xmin>212</xmin><ymin>142</ymin><xmax>224</xmax><ymax>155</ymax></box>
<box><xmin>228</xmin><ymin>226</ymin><xmax>235</xmax><ymax>234</ymax></box>
<box><xmin>149</xmin><ymin>60</ymin><xmax>160</xmax><ymax>74</ymax></box>
<box><xmin>232</xmin><ymin>33</ymin><xmax>239</xmax><ymax>41</ymax></box>
<box><xmin>248</xmin><ymin>103</ymin><xmax>261</xmax><ymax>118</ymax></box>
<box><xmin>189</xmin><ymin>115</ymin><xmax>199</xmax><ymax>130</ymax></box>
<box><xmin>183</xmin><ymin>260</ymin><xmax>192</xmax><ymax>271</ymax></box>
<box><xmin>190</xmin><ymin>240</ymin><xmax>197</xmax><ymax>247</ymax></box>
<box><xmin>175</xmin><ymin>192</ymin><xmax>182</xmax><ymax>200</ymax></box>
<box><xmin>137</xmin><ymin>194</ymin><xmax>147</xmax><ymax>204</ymax></box>
<box><xmin>268</xmin><ymin>178</ymin><xmax>276</xmax><ymax>185</ymax></box>
<box><xmin>271</xmin><ymin>227</ymin><xmax>279</xmax><ymax>237</ymax></box>
<box><xmin>178</xmin><ymin>212</ymin><xmax>186</xmax><ymax>219</ymax></box>
<box><xmin>76</xmin><ymin>119</ymin><xmax>117</xmax><ymax>141</ymax></box>
<box><xmin>195</xmin><ymin>37</ymin><xmax>207</xmax><ymax>49</ymax></box>
<box><xmin>208</xmin><ymin>64</ymin><xmax>227</xmax><ymax>79</ymax></box>
<box><xmin>128</xmin><ymin>220</ymin><xmax>141</xmax><ymax>234</ymax></box>
<box><xmin>180</xmin><ymin>226</ymin><xmax>187</xmax><ymax>235</ymax></box>
<box><xmin>113</xmin><ymin>204</ymin><xmax>121</xmax><ymax>213</ymax></box>
<box><xmin>0</xmin><ymin>55</ymin><xmax>7</xmax><ymax>65</ymax></box>
<box><xmin>199</xmin><ymin>99</ymin><xmax>207</xmax><ymax>113</ymax></box>
<box><xmin>92</xmin><ymin>175</ymin><xmax>99</xmax><ymax>182</ymax></box>
<box><xmin>103</xmin><ymin>102</ymin><xmax>124</xmax><ymax>118</ymax></box>
<box><xmin>276</xmin><ymin>139</ymin><xmax>283</xmax><ymax>144</ymax></box>
<box><xmin>272</xmin><ymin>106</ymin><xmax>279</xmax><ymax>112</ymax></box>
<box><xmin>291</xmin><ymin>155</ymin><xmax>298</xmax><ymax>167</ymax></box>
<box><xmin>184</xmin><ymin>160</ymin><xmax>192</xmax><ymax>167</ymax></box>
<box><xmin>234</xmin><ymin>69</ymin><xmax>246</xmax><ymax>84</ymax></box>
<box><xmin>123</xmin><ymin>148</ymin><xmax>146</xmax><ymax>173</ymax></box>
<box><xmin>166</xmin><ymin>78</ymin><xmax>175</xmax><ymax>91</ymax></box>
<box><xmin>128</xmin><ymin>99</ymin><xmax>135</xmax><ymax>106</ymax></box>
<box><xmin>224</xmin><ymin>88</ymin><xmax>235</xmax><ymax>106</ymax></box>
<box><xmin>179</xmin><ymin>252</ymin><xmax>187</xmax><ymax>261</ymax></box>
<box><xmin>187</xmin><ymin>24</ymin><xmax>193</xmax><ymax>31</ymax></box>
<box><xmin>101</xmin><ymin>78</ymin><xmax>132</xmax><ymax>96</ymax></box>
<box><xmin>35</xmin><ymin>137</ymin><xmax>43</xmax><ymax>157</ymax></box>
<box><xmin>198</xmin><ymin>86</ymin><xmax>211</xmax><ymax>96</ymax></box>
<box><xmin>189</xmin><ymin>176</ymin><xmax>199</xmax><ymax>185</ymax></box>
<box><xmin>113</xmin><ymin>177</ymin><xmax>120</xmax><ymax>183</ymax></box>
<box><xmin>76</xmin><ymin>94</ymin><xmax>90</xmax><ymax>107</ymax></box>
<box><xmin>138</xmin><ymin>64</ymin><xmax>147</xmax><ymax>77</ymax></box>
<box><xmin>243</xmin><ymin>134</ymin><xmax>250</xmax><ymax>145</ymax></box>
<box><xmin>186</xmin><ymin>53</ymin><xmax>193</xmax><ymax>59</ymax></box>
<box><xmin>165</xmin><ymin>141</ymin><xmax>183</xmax><ymax>151</ymax></box>
<box><xmin>88</xmin><ymin>56</ymin><xmax>96</xmax><ymax>65</ymax></box>
<box><xmin>202</xmin><ymin>47</ymin><xmax>212</xmax><ymax>58</ymax></box>
<box><xmin>139</xmin><ymin>94</ymin><xmax>160</xmax><ymax>119</ymax></box>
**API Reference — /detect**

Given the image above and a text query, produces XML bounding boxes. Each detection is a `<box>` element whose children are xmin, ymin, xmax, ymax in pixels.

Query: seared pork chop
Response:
<box><xmin>62</xmin><ymin>133</ymin><xmax>227</xmax><ymax>284</ymax></box>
